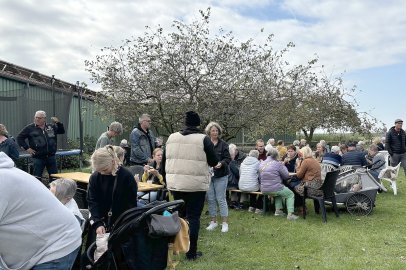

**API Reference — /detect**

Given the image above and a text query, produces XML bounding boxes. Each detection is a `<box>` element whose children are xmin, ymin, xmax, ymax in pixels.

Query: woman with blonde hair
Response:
<box><xmin>87</xmin><ymin>145</ymin><xmax>138</xmax><ymax>235</ymax></box>
<box><xmin>139</xmin><ymin>147</ymin><xmax>165</xmax><ymax>202</ymax></box>
<box><xmin>294</xmin><ymin>146</ymin><xmax>323</xmax><ymax>198</ymax></box>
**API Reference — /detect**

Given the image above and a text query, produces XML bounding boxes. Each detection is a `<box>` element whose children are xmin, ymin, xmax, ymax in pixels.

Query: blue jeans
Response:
<box><xmin>32</xmin><ymin>246</ymin><xmax>80</xmax><ymax>270</ymax></box>
<box><xmin>33</xmin><ymin>155</ymin><xmax>58</xmax><ymax>181</ymax></box>
<box><xmin>207</xmin><ymin>175</ymin><xmax>229</xmax><ymax>218</ymax></box>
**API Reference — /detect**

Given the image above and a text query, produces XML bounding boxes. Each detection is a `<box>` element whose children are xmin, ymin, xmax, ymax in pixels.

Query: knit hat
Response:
<box><xmin>185</xmin><ymin>111</ymin><xmax>201</xmax><ymax>127</ymax></box>
<box><xmin>395</xmin><ymin>119</ymin><xmax>403</xmax><ymax>124</ymax></box>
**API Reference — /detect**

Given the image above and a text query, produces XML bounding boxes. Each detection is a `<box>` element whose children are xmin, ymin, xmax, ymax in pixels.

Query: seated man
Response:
<box><xmin>49</xmin><ymin>178</ymin><xmax>84</xmax><ymax>225</ymax></box>
<box><xmin>322</xmin><ymin>145</ymin><xmax>342</xmax><ymax>167</ymax></box>
<box><xmin>0</xmin><ymin>152</ymin><xmax>81</xmax><ymax>270</ymax></box>
<box><xmin>228</xmin><ymin>144</ymin><xmax>247</xmax><ymax>208</ymax></box>
<box><xmin>367</xmin><ymin>144</ymin><xmax>386</xmax><ymax>180</ymax></box>
<box><xmin>341</xmin><ymin>142</ymin><xmax>367</xmax><ymax>167</ymax></box>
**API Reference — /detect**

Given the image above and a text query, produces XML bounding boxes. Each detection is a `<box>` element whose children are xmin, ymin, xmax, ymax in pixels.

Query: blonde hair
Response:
<box><xmin>0</xmin><ymin>124</ymin><xmax>8</xmax><ymax>136</ymax></box>
<box><xmin>152</xmin><ymin>148</ymin><xmax>163</xmax><ymax>157</ymax></box>
<box><xmin>372</xmin><ymin>137</ymin><xmax>381</xmax><ymax>145</ymax></box>
<box><xmin>113</xmin><ymin>146</ymin><xmax>125</xmax><ymax>164</ymax></box>
<box><xmin>205</xmin><ymin>122</ymin><xmax>223</xmax><ymax>136</ymax></box>
<box><xmin>299</xmin><ymin>146</ymin><xmax>313</xmax><ymax>159</ymax></box>
<box><xmin>91</xmin><ymin>145</ymin><xmax>120</xmax><ymax>175</ymax></box>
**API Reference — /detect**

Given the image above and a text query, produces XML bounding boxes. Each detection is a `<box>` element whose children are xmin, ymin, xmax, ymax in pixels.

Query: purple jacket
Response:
<box><xmin>259</xmin><ymin>156</ymin><xmax>290</xmax><ymax>192</ymax></box>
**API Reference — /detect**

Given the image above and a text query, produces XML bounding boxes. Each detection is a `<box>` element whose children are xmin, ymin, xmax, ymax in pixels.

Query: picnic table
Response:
<box><xmin>50</xmin><ymin>172</ymin><xmax>164</xmax><ymax>192</ymax></box>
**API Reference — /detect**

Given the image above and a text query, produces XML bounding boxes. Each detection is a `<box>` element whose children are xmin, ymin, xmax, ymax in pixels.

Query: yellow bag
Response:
<box><xmin>172</xmin><ymin>217</ymin><xmax>190</xmax><ymax>253</ymax></box>
<box><xmin>167</xmin><ymin>218</ymin><xmax>190</xmax><ymax>270</ymax></box>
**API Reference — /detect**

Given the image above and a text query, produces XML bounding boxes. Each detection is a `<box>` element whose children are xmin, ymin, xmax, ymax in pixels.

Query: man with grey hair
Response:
<box><xmin>95</xmin><ymin>121</ymin><xmax>123</xmax><ymax>149</ymax></box>
<box><xmin>130</xmin><ymin>114</ymin><xmax>158</xmax><ymax>165</ymax></box>
<box><xmin>17</xmin><ymin>110</ymin><xmax>65</xmax><ymax>181</ymax></box>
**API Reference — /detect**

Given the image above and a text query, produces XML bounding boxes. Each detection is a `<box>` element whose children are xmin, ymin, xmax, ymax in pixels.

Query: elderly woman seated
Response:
<box><xmin>259</xmin><ymin>146</ymin><xmax>299</xmax><ymax>220</ymax></box>
<box><xmin>49</xmin><ymin>178</ymin><xmax>84</xmax><ymax>225</ymax></box>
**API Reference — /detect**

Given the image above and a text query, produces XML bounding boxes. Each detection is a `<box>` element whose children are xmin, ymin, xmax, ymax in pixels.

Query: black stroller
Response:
<box><xmin>86</xmin><ymin>200</ymin><xmax>184</xmax><ymax>270</ymax></box>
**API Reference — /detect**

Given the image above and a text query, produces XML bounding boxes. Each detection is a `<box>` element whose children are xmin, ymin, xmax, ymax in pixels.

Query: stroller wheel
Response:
<box><xmin>346</xmin><ymin>193</ymin><xmax>373</xmax><ymax>216</ymax></box>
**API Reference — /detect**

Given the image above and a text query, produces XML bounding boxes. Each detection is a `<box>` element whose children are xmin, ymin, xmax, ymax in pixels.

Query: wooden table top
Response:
<box><xmin>138</xmin><ymin>182</ymin><xmax>164</xmax><ymax>192</ymax></box>
<box><xmin>51</xmin><ymin>172</ymin><xmax>164</xmax><ymax>192</ymax></box>
<box><xmin>51</xmin><ymin>172</ymin><xmax>91</xmax><ymax>184</ymax></box>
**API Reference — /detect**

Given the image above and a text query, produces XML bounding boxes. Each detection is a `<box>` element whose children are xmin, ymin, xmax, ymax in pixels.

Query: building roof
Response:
<box><xmin>0</xmin><ymin>59</ymin><xmax>96</xmax><ymax>100</ymax></box>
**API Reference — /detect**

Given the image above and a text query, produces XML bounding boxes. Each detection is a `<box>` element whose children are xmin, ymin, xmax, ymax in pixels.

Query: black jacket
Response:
<box><xmin>87</xmin><ymin>166</ymin><xmax>138</xmax><ymax>229</ymax></box>
<box><xmin>341</xmin><ymin>150</ymin><xmax>367</xmax><ymax>166</ymax></box>
<box><xmin>386</xmin><ymin>126</ymin><xmax>406</xmax><ymax>155</ymax></box>
<box><xmin>228</xmin><ymin>150</ymin><xmax>247</xmax><ymax>188</ymax></box>
<box><xmin>17</xmin><ymin>122</ymin><xmax>65</xmax><ymax>158</ymax></box>
<box><xmin>213</xmin><ymin>139</ymin><xmax>231</xmax><ymax>178</ymax></box>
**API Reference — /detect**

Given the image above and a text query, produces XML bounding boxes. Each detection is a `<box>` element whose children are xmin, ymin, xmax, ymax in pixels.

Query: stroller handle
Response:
<box><xmin>141</xmin><ymin>199</ymin><xmax>184</xmax><ymax>218</ymax></box>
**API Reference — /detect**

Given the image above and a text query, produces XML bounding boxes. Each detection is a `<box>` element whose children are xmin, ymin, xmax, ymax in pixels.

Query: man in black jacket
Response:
<box><xmin>17</xmin><ymin>110</ymin><xmax>65</xmax><ymax>180</ymax></box>
<box><xmin>386</xmin><ymin>119</ymin><xmax>406</xmax><ymax>175</ymax></box>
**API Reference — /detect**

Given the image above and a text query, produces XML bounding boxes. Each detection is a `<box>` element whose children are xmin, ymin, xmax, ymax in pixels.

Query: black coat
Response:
<box><xmin>386</xmin><ymin>126</ymin><xmax>406</xmax><ymax>155</ymax></box>
<box><xmin>87</xmin><ymin>166</ymin><xmax>138</xmax><ymax>229</ymax></box>
<box><xmin>228</xmin><ymin>150</ymin><xmax>247</xmax><ymax>188</ymax></box>
<box><xmin>17</xmin><ymin>122</ymin><xmax>65</xmax><ymax>158</ymax></box>
<box><xmin>213</xmin><ymin>139</ymin><xmax>231</xmax><ymax>178</ymax></box>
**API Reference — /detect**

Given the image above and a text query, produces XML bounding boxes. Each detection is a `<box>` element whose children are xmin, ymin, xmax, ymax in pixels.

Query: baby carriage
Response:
<box><xmin>86</xmin><ymin>200</ymin><xmax>184</xmax><ymax>270</ymax></box>
<box><xmin>333</xmin><ymin>166</ymin><xmax>386</xmax><ymax>216</ymax></box>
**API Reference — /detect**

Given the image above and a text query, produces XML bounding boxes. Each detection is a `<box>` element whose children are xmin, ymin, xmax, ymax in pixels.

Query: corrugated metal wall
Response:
<box><xmin>0</xmin><ymin>76</ymin><xmax>111</xmax><ymax>146</ymax></box>
<box><xmin>68</xmin><ymin>96</ymin><xmax>110</xmax><ymax>140</ymax></box>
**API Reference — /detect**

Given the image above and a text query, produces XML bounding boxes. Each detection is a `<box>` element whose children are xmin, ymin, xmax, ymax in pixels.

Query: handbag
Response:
<box><xmin>167</xmin><ymin>217</ymin><xmax>190</xmax><ymax>270</ymax></box>
<box><xmin>172</xmin><ymin>217</ymin><xmax>190</xmax><ymax>253</ymax></box>
<box><xmin>148</xmin><ymin>211</ymin><xmax>181</xmax><ymax>238</ymax></box>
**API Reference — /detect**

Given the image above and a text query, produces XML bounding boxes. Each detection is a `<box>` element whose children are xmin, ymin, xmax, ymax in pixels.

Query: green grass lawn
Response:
<box><xmin>177</xmin><ymin>172</ymin><xmax>406</xmax><ymax>270</ymax></box>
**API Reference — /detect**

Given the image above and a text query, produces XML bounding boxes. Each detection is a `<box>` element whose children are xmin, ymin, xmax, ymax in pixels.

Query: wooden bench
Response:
<box><xmin>229</xmin><ymin>189</ymin><xmax>274</xmax><ymax>215</ymax></box>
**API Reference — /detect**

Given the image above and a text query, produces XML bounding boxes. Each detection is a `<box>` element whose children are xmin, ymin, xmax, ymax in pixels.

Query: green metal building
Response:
<box><xmin>0</xmin><ymin>59</ymin><xmax>110</xmax><ymax>149</ymax></box>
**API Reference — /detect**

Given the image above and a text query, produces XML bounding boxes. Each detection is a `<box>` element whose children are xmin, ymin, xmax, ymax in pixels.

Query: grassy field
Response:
<box><xmin>176</xmin><ymin>172</ymin><xmax>406</xmax><ymax>270</ymax></box>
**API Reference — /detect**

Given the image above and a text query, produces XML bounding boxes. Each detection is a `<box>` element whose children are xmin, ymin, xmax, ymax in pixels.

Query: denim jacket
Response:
<box><xmin>130</xmin><ymin>125</ymin><xmax>156</xmax><ymax>164</ymax></box>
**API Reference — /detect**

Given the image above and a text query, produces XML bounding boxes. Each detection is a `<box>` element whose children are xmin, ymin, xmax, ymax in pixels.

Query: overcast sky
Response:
<box><xmin>1</xmin><ymin>0</ymin><xmax>405</xmax><ymax>128</ymax></box>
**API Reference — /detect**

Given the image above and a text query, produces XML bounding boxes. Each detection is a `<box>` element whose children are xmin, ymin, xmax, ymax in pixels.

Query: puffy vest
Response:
<box><xmin>165</xmin><ymin>132</ymin><xmax>210</xmax><ymax>192</ymax></box>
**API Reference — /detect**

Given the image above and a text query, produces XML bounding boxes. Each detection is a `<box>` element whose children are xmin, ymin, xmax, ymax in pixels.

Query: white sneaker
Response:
<box><xmin>221</xmin><ymin>222</ymin><xmax>229</xmax><ymax>233</ymax></box>
<box><xmin>287</xmin><ymin>213</ymin><xmax>299</xmax><ymax>221</ymax></box>
<box><xmin>206</xmin><ymin>222</ymin><xmax>218</xmax><ymax>231</ymax></box>
<box><xmin>274</xmin><ymin>209</ymin><xmax>286</xmax><ymax>216</ymax></box>
<box><xmin>255</xmin><ymin>208</ymin><xmax>263</xmax><ymax>214</ymax></box>
<box><xmin>248</xmin><ymin>207</ymin><xmax>255</xmax><ymax>212</ymax></box>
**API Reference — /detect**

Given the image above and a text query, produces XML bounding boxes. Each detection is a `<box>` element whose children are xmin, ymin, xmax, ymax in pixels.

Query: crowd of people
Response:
<box><xmin>1</xmin><ymin>111</ymin><xmax>406</xmax><ymax>269</ymax></box>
